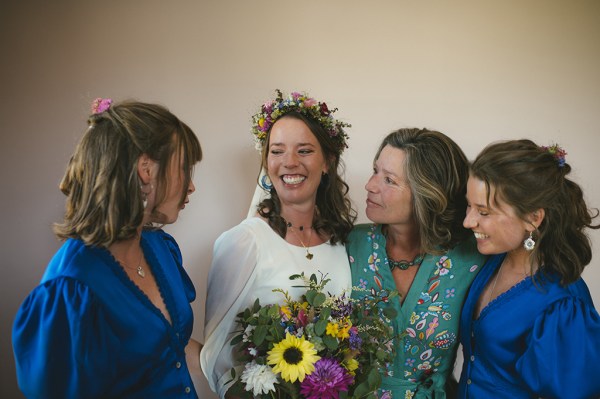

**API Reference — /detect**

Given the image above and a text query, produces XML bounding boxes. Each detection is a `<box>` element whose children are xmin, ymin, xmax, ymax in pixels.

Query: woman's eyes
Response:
<box><xmin>269</xmin><ymin>148</ymin><xmax>314</xmax><ymax>155</ymax></box>
<box><xmin>467</xmin><ymin>204</ymin><xmax>489</xmax><ymax>216</ymax></box>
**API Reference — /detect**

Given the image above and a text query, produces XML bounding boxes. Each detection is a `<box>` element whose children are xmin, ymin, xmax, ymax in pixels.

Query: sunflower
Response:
<box><xmin>267</xmin><ymin>332</ymin><xmax>320</xmax><ymax>382</ymax></box>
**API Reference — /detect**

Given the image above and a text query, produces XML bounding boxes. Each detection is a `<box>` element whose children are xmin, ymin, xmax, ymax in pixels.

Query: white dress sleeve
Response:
<box><xmin>201</xmin><ymin>222</ymin><xmax>259</xmax><ymax>398</ymax></box>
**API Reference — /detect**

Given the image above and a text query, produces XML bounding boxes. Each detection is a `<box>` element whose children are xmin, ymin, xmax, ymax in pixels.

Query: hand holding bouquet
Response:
<box><xmin>228</xmin><ymin>273</ymin><xmax>397</xmax><ymax>399</ymax></box>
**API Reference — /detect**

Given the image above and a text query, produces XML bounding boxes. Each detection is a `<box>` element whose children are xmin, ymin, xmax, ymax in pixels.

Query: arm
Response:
<box><xmin>13</xmin><ymin>279</ymin><xmax>118</xmax><ymax>398</ymax></box>
<box><xmin>201</xmin><ymin>223</ymin><xmax>259</xmax><ymax>397</ymax></box>
<box><xmin>185</xmin><ymin>338</ymin><xmax>203</xmax><ymax>378</ymax></box>
<box><xmin>516</xmin><ymin>293</ymin><xmax>600</xmax><ymax>399</ymax></box>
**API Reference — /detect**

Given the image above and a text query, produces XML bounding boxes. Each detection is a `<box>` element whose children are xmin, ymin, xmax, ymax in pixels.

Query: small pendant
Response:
<box><xmin>137</xmin><ymin>266</ymin><xmax>146</xmax><ymax>278</ymax></box>
<box><xmin>306</xmin><ymin>251</ymin><xmax>313</xmax><ymax>260</ymax></box>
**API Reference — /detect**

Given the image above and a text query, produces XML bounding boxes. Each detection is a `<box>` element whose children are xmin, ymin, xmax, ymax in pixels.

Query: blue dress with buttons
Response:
<box><xmin>458</xmin><ymin>253</ymin><xmax>600</xmax><ymax>399</ymax></box>
<box><xmin>12</xmin><ymin>230</ymin><xmax>198</xmax><ymax>398</ymax></box>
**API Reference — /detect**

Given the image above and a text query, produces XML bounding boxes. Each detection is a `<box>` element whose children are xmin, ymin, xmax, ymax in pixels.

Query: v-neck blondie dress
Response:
<box><xmin>458</xmin><ymin>253</ymin><xmax>600</xmax><ymax>399</ymax></box>
<box><xmin>347</xmin><ymin>224</ymin><xmax>486</xmax><ymax>399</ymax></box>
<box><xmin>12</xmin><ymin>230</ymin><xmax>197</xmax><ymax>398</ymax></box>
<box><xmin>201</xmin><ymin>217</ymin><xmax>351</xmax><ymax>398</ymax></box>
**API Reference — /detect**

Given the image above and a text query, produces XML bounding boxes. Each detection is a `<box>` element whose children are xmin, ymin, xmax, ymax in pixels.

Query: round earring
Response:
<box><xmin>523</xmin><ymin>231</ymin><xmax>535</xmax><ymax>251</ymax></box>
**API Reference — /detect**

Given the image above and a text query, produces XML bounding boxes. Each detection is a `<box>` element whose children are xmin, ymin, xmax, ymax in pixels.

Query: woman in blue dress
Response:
<box><xmin>12</xmin><ymin>98</ymin><xmax>203</xmax><ymax>398</ymax></box>
<box><xmin>347</xmin><ymin>128</ymin><xmax>487</xmax><ymax>398</ymax></box>
<box><xmin>459</xmin><ymin>139</ymin><xmax>600</xmax><ymax>399</ymax></box>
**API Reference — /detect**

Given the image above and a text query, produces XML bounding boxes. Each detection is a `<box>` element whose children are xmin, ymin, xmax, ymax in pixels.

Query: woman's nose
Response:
<box><xmin>463</xmin><ymin>208</ymin><xmax>477</xmax><ymax>229</ymax></box>
<box><xmin>284</xmin><ymin>152</ymin><xmax>299</xmax><ymax>167</ymax></box>
<box><xmin>365</xmin><ymin>174</ymin><xmax>377</xmax><ymax>193</ymax></box>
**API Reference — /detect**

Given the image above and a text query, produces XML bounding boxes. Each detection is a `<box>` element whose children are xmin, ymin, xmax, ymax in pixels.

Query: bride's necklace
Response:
<box><xmin>118</xmin><ymin>250</ymin><xmax>146</xmax><ymax>278</ymax></box>
<box><xmin>387</xmin><ymin>252</ymin><xmax>425</xmax><ymax>271</ymax></box>
<box><xmin>287</xmin><ymin>222</ymin><xmax>314</xmax><ymax>260</ymax></box>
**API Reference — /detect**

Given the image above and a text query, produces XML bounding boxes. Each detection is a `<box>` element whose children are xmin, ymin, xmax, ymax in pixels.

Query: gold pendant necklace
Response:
<box><xmin>287</xmin><ymin>222</ymin><xmax>314</xmax><ymax>260</ymax></box>
<box><xmin>118</xmin><ymin>250</ymin><xmax>146</xmax><ymax>278</ymax></box>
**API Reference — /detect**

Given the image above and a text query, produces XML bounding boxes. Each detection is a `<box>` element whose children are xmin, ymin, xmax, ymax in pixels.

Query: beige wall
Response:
<box><xmin>2</xmin><ymin>1</ymin><xmax>599</xmax><ymax>397</ymax></box>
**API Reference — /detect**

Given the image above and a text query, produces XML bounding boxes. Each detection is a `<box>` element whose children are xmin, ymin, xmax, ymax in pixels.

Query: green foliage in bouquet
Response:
<box><xmin>227</xmin><ymin>273</ymin><xmax>398</xmax><ymax>399</ymax></box>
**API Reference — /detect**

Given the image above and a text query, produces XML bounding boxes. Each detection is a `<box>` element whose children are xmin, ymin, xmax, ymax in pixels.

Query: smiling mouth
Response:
<box><xmin>366</xmin><ymin>198</ymin><xmax>380</xmax><ymax>207</ymax></box>
<box><xmin>282</xmin><ymin>175</ymin><xmax>306</xmax><ymax>185</ymax></box>
<box><xmin>474</xmin><ymin>232</ymin><xmax>489</xmax><ymax>239</ymax></box>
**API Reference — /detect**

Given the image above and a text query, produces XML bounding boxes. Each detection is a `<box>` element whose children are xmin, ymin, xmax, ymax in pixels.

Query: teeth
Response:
<box><xmin>474</xmin><ymin>232</ymin><xmax>488</xmax><ymax>239</ymax></box>
<box><xmin>282</xmin><ymin>175</ymin><xmax>306</xmax><ymax>185</ymax></box>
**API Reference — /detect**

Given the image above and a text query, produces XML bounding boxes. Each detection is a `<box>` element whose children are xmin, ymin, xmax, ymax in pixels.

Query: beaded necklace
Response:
<box><xmin>387</xmin><ymin>252</ymin><xmax>425</xmax><ymax>271</ymax></box>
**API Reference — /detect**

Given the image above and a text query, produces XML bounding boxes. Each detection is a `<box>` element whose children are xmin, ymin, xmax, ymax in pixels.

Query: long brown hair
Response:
<box><xmin>471</xmin><ymin>139</ymin><xmax>599</xmax><ymax>284</ymax></box>
<box><xmin>257</xmin><ymin>112</ymin><xmax>356</xmax><ymax>244</ymax></box>
<box><xmin>54</xmin><ymin>100</ymin><xmax>202</xmax><ymax>247</ymax></box>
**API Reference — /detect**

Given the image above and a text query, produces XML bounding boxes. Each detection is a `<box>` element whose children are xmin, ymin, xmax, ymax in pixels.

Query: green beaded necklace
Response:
<box><xmin>387</xmin><ymin>252</ymin><xmax>425</xmax><ymax>271</ymax></box>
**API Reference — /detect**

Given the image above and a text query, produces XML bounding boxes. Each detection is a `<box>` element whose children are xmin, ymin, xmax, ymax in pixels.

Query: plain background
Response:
<box><xmin>2</xmin><ymin>1</ymin><xmax>599</xmax><ymax>398</ymax></box>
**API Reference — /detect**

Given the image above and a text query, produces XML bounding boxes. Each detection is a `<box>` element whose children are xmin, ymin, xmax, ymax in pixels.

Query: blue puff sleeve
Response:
<box><xmin>13</xmin><ymin>278</ymin><xmax>120</xmax><ymax>399</ymax></box>
<box><xmin>160</xmin><ymin>230</ymin><xmax>196</xmax><ymax>304</ymax></box>
<box><xmin>516</xmin><ymin>295</ymin><xmax>600</xmax><ymax>399</ymax></box>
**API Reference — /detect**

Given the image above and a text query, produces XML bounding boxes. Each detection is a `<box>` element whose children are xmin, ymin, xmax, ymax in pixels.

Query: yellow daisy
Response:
<box><xmin>267</xmin><ymin>332</ymin><xmax>320</xmax><ymax>383</ymax></box>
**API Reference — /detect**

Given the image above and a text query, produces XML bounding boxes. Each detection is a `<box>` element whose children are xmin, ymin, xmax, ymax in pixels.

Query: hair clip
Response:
<box><xmin>91</xmin><ymin>98</ymin><xmax>113</xmax><ymax>114</ymax></box>
<box><xmin>541</xmin><ymin>144</ymin><xmax>567</xmax><ymax>168</ymax></box>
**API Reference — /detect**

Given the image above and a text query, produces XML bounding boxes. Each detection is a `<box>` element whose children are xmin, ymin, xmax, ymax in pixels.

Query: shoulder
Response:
<box><xmin>445</xmin><ymin>236</ymin><xmax>487</xmax><ymax>268</ymax></box>
<box><xmin>348</xmin><ymin>223</ymin><xmax>381</xmax><ymax>244</ymax></box>
<box><xmin>214</xmin><ymin>217</ymin><xmax>278</xmax><ymax>250</ymax></box>
<box><xmin>143</xmin><ymin>229</ymin><xmax>182</xmax><ymax>262</ymax></box>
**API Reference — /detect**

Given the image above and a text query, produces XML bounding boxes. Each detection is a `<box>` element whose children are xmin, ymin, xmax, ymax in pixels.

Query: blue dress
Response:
<box><xmin>348</xmin><ymin>224</ymin><xmax>486</xmax><ymax>398</ymax></box>
<box><xmin>12</xmin><ymin>230</ymin><xmax>198</xmax><ymax>399</ymax></box>
<box><xmin>458</xmin><ymin>254</ymin><xmax>600</xmax><ymax>399</ymax></box>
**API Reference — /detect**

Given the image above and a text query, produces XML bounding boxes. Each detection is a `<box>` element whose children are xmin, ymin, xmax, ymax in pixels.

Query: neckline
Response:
<box><xmin>475</xmin><ymin>255</ymin><xmax>532</xmax><ymax>321</ymax></box>
<box><xmin>251</xmin><ymin>217</ymin><xmax>331</xmax><ymax>250</ymax></box>
<box><xmin>101</xmin><ymin>233</ymin><xmax>175</xmax><ymax>328</ymax></box>
<box><xmin>375</xmin><ymin>224</ymin><xmax>431</xmax><ymax>312</ymax></box>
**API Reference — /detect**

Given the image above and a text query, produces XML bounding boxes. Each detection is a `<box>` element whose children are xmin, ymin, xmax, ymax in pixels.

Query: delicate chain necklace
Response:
<box><xmin>387</xmin><ymin>252</ymin><xmax>425</xmax><ymax>271</ymax></box>
<box><xmin>484</xmin><ymin>260</ymin><xmax>504</xmax><ymax>307</ymax></box>
<box><xmin>287</xmin><ymin>222</ymin><xmax>314</xmax><ymax>260</ymax></box>
<box><xmin>118</xmin><ymin>250</ymin><xmax>146</xmax><ymax>278</ymax></box>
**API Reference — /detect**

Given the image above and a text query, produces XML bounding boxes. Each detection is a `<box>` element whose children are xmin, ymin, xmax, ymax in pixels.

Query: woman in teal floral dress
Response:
<box><xmin>347</xmin><ymin>128</ymin><xmax>486</xmax><ymax>398</ymax></box>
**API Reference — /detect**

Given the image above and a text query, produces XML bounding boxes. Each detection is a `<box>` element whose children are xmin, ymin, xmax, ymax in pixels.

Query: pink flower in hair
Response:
<box><xmin>303</xmin><ymin>98</ymin><xmax>317</xmax><ymax>107</ymax></box>
<box><xmin>91</xmin><ymin>98</ymin><xmax>112</xmax><ymax>114</ymax></box>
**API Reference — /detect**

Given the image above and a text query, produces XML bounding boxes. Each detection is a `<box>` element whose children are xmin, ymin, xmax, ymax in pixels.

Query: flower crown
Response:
<box><xmin>541</xmin><ymin>143</ymin><xmax>567</xmax><ymax>168</ymax></box>
<box><xmin>251</xmin><ymin>89</ymin><xmax>350</xmax><ymax>153</ymax></box>
<box><xmin>91</xmin><ymin>97</ymin><xmax>112</xmax><ymax>114</ymax></box>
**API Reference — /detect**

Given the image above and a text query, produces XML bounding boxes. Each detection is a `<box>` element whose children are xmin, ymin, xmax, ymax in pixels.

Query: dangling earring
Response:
<box><xmin>140</xmin><ymin>183</ymin><xmax>153</xmax><ymax>209</ymax></box>
<box><xmin>523</xmin><ymin>231</ymin><xmax>535</xmax><ymax>251</ymax></box>
<box><xmin>141</xmin><ymin>185</ymin><xmax>148</xmax><ymax>209</ymax></box>
<box><xmin>260</xmin><ymin>174</ymin><xmax>272</xmax><ymax>190</ymax></box>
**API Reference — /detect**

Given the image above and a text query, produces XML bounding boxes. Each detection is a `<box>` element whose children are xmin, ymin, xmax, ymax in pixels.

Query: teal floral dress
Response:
<box><xmin>347</xmin><ymin>224</ymin><xmax>486</xmax><ymax>399</ymax></box>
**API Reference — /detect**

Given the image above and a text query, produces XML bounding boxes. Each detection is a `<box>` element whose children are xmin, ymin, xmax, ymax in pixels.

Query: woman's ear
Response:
<box><xmin>527</xmin><ymin>208</ymin><xmax>546</xmax><ymax>231</ymax></box>
<box><xmin>137</xmin><ymin>154</ymin><xmax>157</xmax><ymax>184</ymax></box>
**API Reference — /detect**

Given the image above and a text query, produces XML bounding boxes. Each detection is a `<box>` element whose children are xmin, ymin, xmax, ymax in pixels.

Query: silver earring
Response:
<box><xmin>141</xmin><ymin>184</ymin><xmax>151</xmax><ymax>209</ymax></box>
<box><xmin>523</xmin><ymin>232</ymin><xmax>535</xmax><ymax>251</ymax></box>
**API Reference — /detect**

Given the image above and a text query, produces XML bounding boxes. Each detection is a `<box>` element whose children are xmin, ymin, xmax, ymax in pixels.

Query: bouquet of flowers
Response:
<box><xmin>227</xmin><ymin>273</ymin><xmax>397</xmax><ymax>399</ymax></box>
